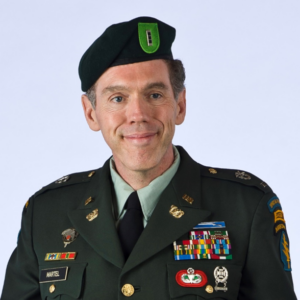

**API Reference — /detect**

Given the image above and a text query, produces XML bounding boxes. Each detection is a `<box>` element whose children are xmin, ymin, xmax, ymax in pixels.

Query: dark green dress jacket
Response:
<box><xmin>1</xmin><ymin>147</ymin><xmax>297</xmax><ymax>300</ymax></box>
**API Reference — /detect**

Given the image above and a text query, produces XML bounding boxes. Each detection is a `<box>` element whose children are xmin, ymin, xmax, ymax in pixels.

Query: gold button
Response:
<box><xmin>205</xmin><ymin>285</ymin><xmax>214</xmax><ymax>293</ymax></box>
<box><xmin>88</xmin><ymin>171</ymin><xmax>95</xmax><ymax>177</ymax></box>
<box><xmin>121</xmin><ymin>284</ymin><xmax>134</xmax><ymax>297</ymax></box>
<box><xmin>49</xmin><ymin>284</ymin><xmax>55</xmax><ymax>293</ymax></box>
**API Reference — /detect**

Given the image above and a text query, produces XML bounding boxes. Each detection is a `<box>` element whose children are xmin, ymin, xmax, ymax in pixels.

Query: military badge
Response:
<box><xmin>235</xmin><ymin>171</ymin><xmax>251</xmax><ymax>180</ymax></box>
<box><xmin>173</xmin><ymin>230</ymin><xmax>232</xmax><ymax>261</ymax></box>
<box><xmin>55</xmin><ymin>175</ymin><xmax>70</xmax><ymax>184</ymax></box>
<box><xmin>61</xmin><ymin>228</ymin><xmax>78</xmax><ymax>248</ymax></box>
<box><xmin>44</xmin><ymin>252</ymin><xmax>77</xmax><ymax>261</ymax></box>
<box><xmin>275</xmin><ymin>223</ymin><xmax>286</xmax><ymax>235</ymax></box>
<box><xmin>169</xmin><ymin>205</ymin><xmax>184</xmax><ymax>218</ymax></box>
<box><xmin>274</xmin><ymin>210</ymin><xmax>285</xmax><ymax>224</ymax></box>
<box><xmin>138</xmin><ymin>23</ymin><xmax>160</xmax><ymax>54</ymax></box>
<box><xmin>280</xmin><ymin>231</ymin><xmax>292</xmax><ymax>271</ymax></box>
<box><xmin>182</xmin><ymin>194</ymin><xmax>194</xmax><ymax>204</ymax></box>
<box><xmin>176</xmin><ymin>268</ymin><xmax>207</xmax><ymax>288</ymax></box>
<box><xmin>86</xmin><ymin>209</ymin><xmax>99</xmax><ymax>221</ymax></box>
<box><xmin>267</xmin><ymin>196</ymin><xmax>282</xmax><ymax>212</ymax></box>
<box><xmin>193</xmin><ymin>221</ymin><xmax>226</xmax><ymax>229</ymax></box>
<box><xmin>214</xmin><ymin>266</ymin><xmax>228</xmax><ymax>292</ymax></box>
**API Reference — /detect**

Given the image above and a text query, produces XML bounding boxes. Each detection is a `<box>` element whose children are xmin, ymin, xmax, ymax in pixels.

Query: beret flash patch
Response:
<box><xmin>138</xmin><ymin>23</ymin><xmax>160</xmax><ymax>54</ymax></box>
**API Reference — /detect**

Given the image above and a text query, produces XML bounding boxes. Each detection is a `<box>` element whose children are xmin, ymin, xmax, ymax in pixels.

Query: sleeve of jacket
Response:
<box><xmin>238</xmin><ymin>191</ymin><xmax>297</xmax><ymax>300</ymax></box>
<box><xmin>1</xmin><ymin>196</ymin><xmax>41</xmax><ymax>300</ymax></box>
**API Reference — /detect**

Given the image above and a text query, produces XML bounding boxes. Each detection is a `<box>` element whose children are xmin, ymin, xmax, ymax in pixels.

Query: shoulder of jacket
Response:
<box><xmin>199</xmin><ymin>164</ymin><xmax>273</xmax><ymax>194</ymax></box>
<box><xmin>33</xmin><ymin>169</ymin><xmax>98</xmax><ymax>198</ymax></box>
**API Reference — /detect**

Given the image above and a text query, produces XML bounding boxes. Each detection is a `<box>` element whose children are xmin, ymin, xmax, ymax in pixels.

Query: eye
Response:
<box><xmin>150</xmin><ymin>93</ymin><xmax>162</xmax><ymax>99</ymax></box>
<box><xmin>111</xmin><ymin>96</ymin><xmax>123</xmax><ymax>103</ymax></box>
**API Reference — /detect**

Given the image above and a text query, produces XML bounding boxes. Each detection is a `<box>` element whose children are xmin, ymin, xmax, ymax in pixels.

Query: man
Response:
<box><xmin>1</xmin><ymin>16</ymin><xmax>297</xmax><ymax>300</ymax></box>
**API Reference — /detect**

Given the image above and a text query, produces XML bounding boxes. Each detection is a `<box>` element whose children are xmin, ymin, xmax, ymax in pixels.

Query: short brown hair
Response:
<box><xmin>86</xmin><ymin>59</ymin><xmax>186</xmax><ymax>108</ymax></box>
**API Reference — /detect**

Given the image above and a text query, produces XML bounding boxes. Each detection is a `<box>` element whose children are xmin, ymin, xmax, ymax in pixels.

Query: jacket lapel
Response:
<box><xmin>68</xmin><ymin>160</ymin><xmax>125</xmax><ymax>269</ymax></box>
<box><xmin>122</xmin><ymin>147</ymin><xmax>211</xmax><ymax>274</ymax></box>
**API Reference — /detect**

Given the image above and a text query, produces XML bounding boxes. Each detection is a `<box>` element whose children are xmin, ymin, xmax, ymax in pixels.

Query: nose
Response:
<box><xmin>126</xmin><ymin>96</ymin><xmax>150</xmax><ymax>124</ymax></box>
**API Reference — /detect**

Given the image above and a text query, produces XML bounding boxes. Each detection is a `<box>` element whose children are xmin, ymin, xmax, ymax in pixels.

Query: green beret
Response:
<box><xmin>78</xmin><ymin>16</ymin><xmax>176</xmax><ymax>92</ymax></box>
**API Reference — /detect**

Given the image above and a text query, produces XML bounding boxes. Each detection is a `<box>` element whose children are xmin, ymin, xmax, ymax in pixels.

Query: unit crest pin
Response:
<box><xmin>61</xmin><ymin>228</ymin><xmax>78</xmax><ymax>248</ymax></box>
<box><xmin>214</xmin><ymin>266</ymin><xmax>228</xmax><ymax>292</ymax></box>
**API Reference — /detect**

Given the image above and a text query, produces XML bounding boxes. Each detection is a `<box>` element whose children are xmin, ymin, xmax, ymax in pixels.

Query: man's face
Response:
<box><xmin>82</xmin><ymin>59</ymin><xmax>186</xmax><ymax>175</ymax></box>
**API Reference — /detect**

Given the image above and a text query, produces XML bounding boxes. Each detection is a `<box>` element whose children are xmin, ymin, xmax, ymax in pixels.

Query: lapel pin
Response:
<box><xmin>182</xmin><ymin>194</ymin><xmax>194</xmax><ymax>204</ymax></box>
<box><xmin>176</xmin><ymin>268</ymin><xmax>207</xmax><ymax>287</ymax></box>
<box><xmin>214</xmin><ymin>266</ymin><xmax>228</xmax><ymax>292</ymax></box>
<box><xmin>61</xmin><ymin>228</ymin><xmax>78</xmax><ymax>248</ymax></box>
<box><xmin>85</xmin><ymin>196</ymin><xmax>94</xmax><ymax>206</ymax></box>
<box><xmin>169</xmin><ymin>205</ymin><xmax>184</xmax><ymax>218</ymax></box>
<box><xmin>86</xmin><ymin>209</ymin><xmax>98</xmax><ymax>221</ymax></box>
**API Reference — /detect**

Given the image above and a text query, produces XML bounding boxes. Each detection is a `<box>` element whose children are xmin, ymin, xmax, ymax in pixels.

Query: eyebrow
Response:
<box><xmin>101</xmin><ymin>81</ymin><xmax>169</xmax><ymax>95</ymax></box>
<box><xmin>101</xmin><ymin>85</ymin><xmax>130</xmax><ymax>95</ymax></box>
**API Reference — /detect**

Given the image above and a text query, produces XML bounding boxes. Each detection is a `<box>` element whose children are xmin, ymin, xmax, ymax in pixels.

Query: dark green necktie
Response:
<box><xmin>117</xmin><ymin>191</ymin><xmax>144</xmax><ymax>260</ymax></box>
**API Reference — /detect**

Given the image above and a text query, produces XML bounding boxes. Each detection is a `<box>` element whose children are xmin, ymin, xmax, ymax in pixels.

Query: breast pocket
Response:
<box><xmin>167</xmin><ymin>261</ymin><xmax>242</xmax><ymax>300</ymax></box>
<box><xmin>39</xmin><ymin>262</ymin><xmax>87</xmax><ymax>300</ymax></box>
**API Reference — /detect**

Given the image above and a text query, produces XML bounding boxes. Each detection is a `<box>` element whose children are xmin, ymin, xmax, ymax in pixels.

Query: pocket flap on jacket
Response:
<box><xmin>167</xmin><ymin>261</ymin><xmax>242</xmax><ymax>299</ymax></box>
<box><xmin>39</xmin><ymin>262</ymin><xmax>87</xmax><ymax>299</ymax></box>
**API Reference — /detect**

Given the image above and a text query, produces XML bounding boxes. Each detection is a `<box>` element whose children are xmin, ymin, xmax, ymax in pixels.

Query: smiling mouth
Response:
<box><xmin>123</xmin><ymin>132</ymin><xmax>157</xmax><ymax>144</ymax></box>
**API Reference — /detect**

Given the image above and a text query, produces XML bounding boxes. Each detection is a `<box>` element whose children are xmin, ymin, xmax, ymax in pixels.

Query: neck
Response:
<box><xmin>113</xmin><ymin>145</ymin><xmax>175</xmax><ymax>190</ymax></box>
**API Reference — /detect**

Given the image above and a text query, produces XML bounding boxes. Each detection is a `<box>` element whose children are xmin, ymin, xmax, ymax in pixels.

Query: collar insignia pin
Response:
<box><xmin>169</xmin><ymin>205</ymin><xmax>184</xmax><ymax>218</ymax></box>
<box><xmin>61</xmin><ymin>228</ymin><xmax>78</xmax><ymax>248</ymax></box>
<box><xmin>85</xmin><ymin>196</ymin><xmax>93</xmax><ymax>206</ymax></box>
<box><xmin>86</xmin><ymin>209</ymin><xmax>99</xmax><ymax>221</ymax></box>
<box><xmin>182</xmin><ymin>194</ymin><xmax>194</xmax><ymax>204</ymax></box>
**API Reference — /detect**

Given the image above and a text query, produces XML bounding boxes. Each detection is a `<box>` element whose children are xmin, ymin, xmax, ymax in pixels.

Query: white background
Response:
<box><xmin>0</xmin><ymin>0</ymin><xmax>299</xmax><ymax>296</ymax></box>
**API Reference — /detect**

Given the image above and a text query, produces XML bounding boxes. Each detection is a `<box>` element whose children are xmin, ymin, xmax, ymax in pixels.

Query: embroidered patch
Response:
<box><xmin>274</xmin><ymin>210</ymin><xmax>285</xmax><ymax>223</ymax></box>
<box><xmin>40</xmin><ymin>267</ymin><xmax>68</xmax><ymax>283</ymax></box>
<box><xmin>267</xmin><ymin>196</ymin><xmax>282</xmax><ymax>212</ymax></box>
<box><xmin>138</xmin><ymin>23</ymin><xmax>160</xmax><ymax>54</ymax></box>
<box><xmin>275</xmin><ymin>223</ymin><xmax>286</xmax><ymax>235</ymax></box>
<box><xmin>280</xmin><ymin>231</ymin><xmax>292</xmax><ymax>271</ymax></box>
<box><xmin>44</xmin><ymin>252</ymin><xmax>77</xmax><ymax>261</ymax></box>
<box><xmin>173</xmin><ymin>230</ymin><xmax>232</xmax><ymax>261</ymax></box>
<box><xmin>193</xmin><ymin>222</ymin><xmax>226</xmax><ymax>229</ymax></box>
<box><xmin>176</xmin><ymin>268</ymin><xmax>207</xmax><ymax>288</ymax></box>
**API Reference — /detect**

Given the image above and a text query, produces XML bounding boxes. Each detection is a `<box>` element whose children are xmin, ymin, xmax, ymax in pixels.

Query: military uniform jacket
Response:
<box><xmin>1</xmin><ymin>146</ymin><xmax>297</xmax><ymax>300</ymax></box>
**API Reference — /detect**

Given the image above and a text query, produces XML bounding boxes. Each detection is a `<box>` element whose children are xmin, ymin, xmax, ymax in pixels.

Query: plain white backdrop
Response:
<box><xmin>0</xmin><ymin>0</ymin><xmax>299</xmax><ymax>296</ymax></box>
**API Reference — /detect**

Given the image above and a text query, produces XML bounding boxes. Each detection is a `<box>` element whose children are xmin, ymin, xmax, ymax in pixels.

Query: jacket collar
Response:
<box><xmin>68</xmin><ymin>146</ymin><xmax>211</xmax><ymax>271</ymax></box>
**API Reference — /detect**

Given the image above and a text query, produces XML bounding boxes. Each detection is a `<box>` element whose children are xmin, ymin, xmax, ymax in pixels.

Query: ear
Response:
<box><xmin>81</xmin><ymin>95</ymin><xmax>101</xmax><ymax>131</ymax></box>
<box><xmin>175</xmin><ymin>89</ymin><xmax>186</xmax><ymax>125</ymax></box>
